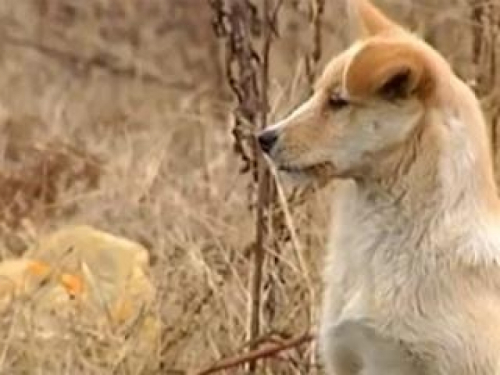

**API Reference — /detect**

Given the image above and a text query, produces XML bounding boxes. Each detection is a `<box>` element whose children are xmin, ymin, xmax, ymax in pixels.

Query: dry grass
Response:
<box><xmin>0</xmin><ymin>0</ymin><xmax>497</xmax><ymax>374</ymax></box>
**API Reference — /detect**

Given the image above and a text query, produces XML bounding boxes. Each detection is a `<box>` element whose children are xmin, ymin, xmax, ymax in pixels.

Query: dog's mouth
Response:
<box><xmin>278</xmin><ymin>164</ymin><xmax>306</xmax><ymax>174</ymax></box>
<box><xmin>277</xmin><ymin>161</ymin><xmax>336</xmax><ymax>180</ymax></box>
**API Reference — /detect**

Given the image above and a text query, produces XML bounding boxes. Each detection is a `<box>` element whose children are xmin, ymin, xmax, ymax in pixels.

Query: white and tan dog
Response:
<box><xmin>258</xmin><ymin>0</ymin><xmax>500</xmax><ymax>374</ymax></box>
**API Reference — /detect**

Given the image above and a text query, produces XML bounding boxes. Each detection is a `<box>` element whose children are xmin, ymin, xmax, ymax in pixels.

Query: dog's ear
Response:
<box><xmin>348</xmin><ymin>0</ymin><xmax>402</xmax><ymax>39</ymax></box>
<box><xmin>344</xmin><ymin>40</ymin><xmax>434</xmax><ymax>100</ymax></box>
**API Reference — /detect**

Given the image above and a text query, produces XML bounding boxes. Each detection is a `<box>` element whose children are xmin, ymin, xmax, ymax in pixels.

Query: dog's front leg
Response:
<box><xmin>321</xmin><ymin>319</ymin><xmax>423</xmax><ymax>375</ymax></box>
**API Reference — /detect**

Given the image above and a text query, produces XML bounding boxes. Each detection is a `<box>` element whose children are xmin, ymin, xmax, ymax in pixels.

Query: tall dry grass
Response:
<box><xmin>0</xmin><ymin>0</ymin><xmax>497</xmax><ymax>374</ymax></box>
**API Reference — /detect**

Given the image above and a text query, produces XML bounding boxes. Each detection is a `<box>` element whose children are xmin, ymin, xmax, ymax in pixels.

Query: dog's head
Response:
<box><xmin>258</xmin><ymin>0</ymin><xmax>442</xmax><ymax>182</ymax></box>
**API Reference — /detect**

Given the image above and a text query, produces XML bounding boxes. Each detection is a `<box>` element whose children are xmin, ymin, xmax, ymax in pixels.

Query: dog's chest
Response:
<box><xmin>326</xmin><ymin>183</ymin><xmax>465</xmax><ymax>329</ymax></box>
<box><xmin>325</xmin><ymin>185</ymin><xmax>500</xmax><ymax>373</ymax></box>
<box><xmin>332</xmin><ymin>200</ymin><xmax>435</xmax><ymax>318</ymax></box>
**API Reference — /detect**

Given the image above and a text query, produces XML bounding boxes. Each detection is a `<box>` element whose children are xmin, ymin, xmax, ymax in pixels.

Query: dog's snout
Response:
<box><xmin>257</xmin><ymin>129</ymin><xmax>278</xmax><ymax>154</ymax></box>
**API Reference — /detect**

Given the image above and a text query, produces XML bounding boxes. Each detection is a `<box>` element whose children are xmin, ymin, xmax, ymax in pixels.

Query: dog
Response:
<box><xmin>327</xmin><ymin>318</ymin><xmax>421</xmax><ymax>374</ymax></box>
<box><xmin>257</xmin><ymin>0</ymin><xmax>500</xmax><ymax>374</ymax></box>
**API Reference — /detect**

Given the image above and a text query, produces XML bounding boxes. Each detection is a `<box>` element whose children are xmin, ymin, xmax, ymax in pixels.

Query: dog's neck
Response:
<box><xmin>350</xmin><ymin>108</ymin><xmax>500</xmax><ymax>264</ymax></box>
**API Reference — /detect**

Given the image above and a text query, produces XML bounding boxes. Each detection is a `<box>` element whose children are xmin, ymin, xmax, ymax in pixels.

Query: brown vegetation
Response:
<box><xmin>0</xmin><ymin>0</ymin><xmax>497</xmax><ymax>374</ymax></box>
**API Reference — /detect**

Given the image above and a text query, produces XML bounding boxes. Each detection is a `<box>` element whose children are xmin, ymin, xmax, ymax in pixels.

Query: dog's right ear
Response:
<box><xmin>344</xmin><ymin>40</ymin><xmax>434</xmax><ymax>101</ymax></box>
<box><xmin>348</xmin><ymin>0</ymin><xmax>403</xmax><ymax>39</ymax></box>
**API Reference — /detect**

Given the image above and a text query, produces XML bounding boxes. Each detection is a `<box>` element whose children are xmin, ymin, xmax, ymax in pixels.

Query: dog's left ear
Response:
<box><xmin>348</xmin><ymin>0</ymin><xmax>403</xmax><ymax>39</ymax></box>
<box><xmin>344</xmin><ymin>40</ymin><xmax>434</xmax><ymax>101</ymax></box>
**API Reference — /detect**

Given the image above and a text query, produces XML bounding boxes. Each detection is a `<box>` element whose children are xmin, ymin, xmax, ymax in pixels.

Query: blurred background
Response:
<box><xmin>0</xmin><ymin>0</ymin><xmax>498</xmax><ymax>374</ymax></box>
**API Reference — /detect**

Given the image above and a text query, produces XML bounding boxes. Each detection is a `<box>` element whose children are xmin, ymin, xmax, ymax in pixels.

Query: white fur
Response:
<box><xmin>319</xmin><ymin>111</ymin><xmax>500</xmax><ymax>374</ymax></box>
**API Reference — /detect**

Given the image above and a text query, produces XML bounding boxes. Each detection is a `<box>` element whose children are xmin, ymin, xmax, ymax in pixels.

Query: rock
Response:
<box><xmin>0</xmin><ymin>259</ymin><xmax>54</xmax><ymax>308</ymax></box>
<box><xmin>25</xmin><ymin>225</ymin><xmax>155</xmax><ymax>324</ymax></box>
<box><xmin>0</xmin><ymin>225</ymin><xmax>160</xmax><ymax>371</ymax></box>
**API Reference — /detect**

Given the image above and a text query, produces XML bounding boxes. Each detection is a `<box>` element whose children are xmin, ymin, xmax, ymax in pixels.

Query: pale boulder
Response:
<box><xmin>0</xmin><ymin>225</ymin><xmax>159</xmax><ymax>370</ymax></box>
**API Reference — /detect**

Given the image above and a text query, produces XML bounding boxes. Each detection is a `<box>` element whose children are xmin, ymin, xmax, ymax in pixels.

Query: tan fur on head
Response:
<box><xmin>344</xmin><ymin>39</ymin><xmax>434</xmax><ymax>101</ymax></box>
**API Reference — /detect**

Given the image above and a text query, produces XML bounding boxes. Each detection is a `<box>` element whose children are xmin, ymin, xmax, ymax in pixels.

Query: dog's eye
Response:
<box><xmin>328</xmin><ymin>93</ymin><xmax>349</xmax><ymax>110</ymax></box>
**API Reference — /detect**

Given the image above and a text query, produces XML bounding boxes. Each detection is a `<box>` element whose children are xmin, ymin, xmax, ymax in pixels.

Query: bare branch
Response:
<box><xmin>196</xmin><ymin>332</ymin><xmax>314</xmax><ymax>375</ymax></box>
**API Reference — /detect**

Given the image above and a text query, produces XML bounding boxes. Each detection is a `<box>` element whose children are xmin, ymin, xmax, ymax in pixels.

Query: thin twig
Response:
<box><xmin>196</xmin><ymin>332</ymin><xmax>314</xmax><ymax>375</ymax></box>
<box><xmin>305</xmin><ymin>0</ymin><xmax>325</xmax><ymax>85</ymax></box>
<box><xmin>248</xmin><ymin>0</ymin><xmax>273</xmax><ymax>371</ymax></box>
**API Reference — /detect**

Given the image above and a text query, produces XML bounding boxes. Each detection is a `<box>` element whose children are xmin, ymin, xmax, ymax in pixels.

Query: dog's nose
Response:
<box><xmin>257</xmin><ymin>129</ymin><xmax>278</xmax><ymax>154</ymax></box>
